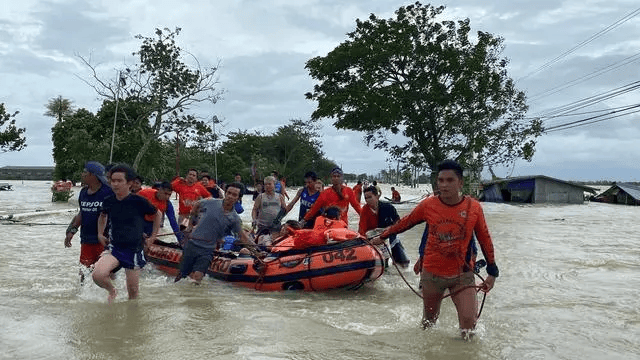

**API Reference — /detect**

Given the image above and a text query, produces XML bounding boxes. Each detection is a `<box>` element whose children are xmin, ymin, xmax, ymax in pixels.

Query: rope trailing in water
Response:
<box><xmin>362</xmin><ymin>237</ymin><xmax>488</xmax><ymax>321</ymax></box>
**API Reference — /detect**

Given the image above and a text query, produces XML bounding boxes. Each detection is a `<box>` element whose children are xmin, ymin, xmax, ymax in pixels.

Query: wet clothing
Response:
<box><xmin>418</xmin><ymin>224</ymin><xmax>478</xmax><ymax>268</ymax></box>
<box><xmin>100</xmin><ymin>194</ymin><xmax>158</xmax><ymax>253</ymax></box>
<box><xmin>138</xmin><ymin>188</ymin><xmax>181</xmax><ymax>241</ymax></box>
<box><xmin>381</xmin><ymin>196</ymin><xmax>498</xmax><ymax>278</ymax></box>
<box><xmin>171</xmin><ymin>178</ymin><xmax>211</xmax><ymax>215</ymax></box>
<box><xmin>179</xmin><ymin>199</ymin><xmax>242</xmax><ymax>277</ymax></box>
<box><xmin>298</xmin><ymin>188</ymin><xmax>321</xmax><ymax>221</ymax></box>
<box><xmin>188</xmin><ymin>199</ymin><xmax>242</xmax><ymax>251</ymax></box>
<box><xmin>358</xmin><ymin>201</ymin><xmax>410</xmax><ymax>266</ymax></box>
<box><xmin>303</xmin><ymin>186</ymin><xmax>362</xmax><ymax>225</ymax></box>
<box><xmin>107</xmin><ymin>243</ymin><xmax>147</xmax><ymax>270</ymax></box>
<box><xmin>255</xmin><ymin>193</ymin><xmax>285</xmax><ymax>233</ymax></box>
<box><xmin>78</xmin><ymin>184</ymin><xmax>114</xmax><ymax>245</ymax></box>
<box><xmin>79</xmin><ymin>243</ymin><xmax>104</xmax><ymax>267</ymax></box>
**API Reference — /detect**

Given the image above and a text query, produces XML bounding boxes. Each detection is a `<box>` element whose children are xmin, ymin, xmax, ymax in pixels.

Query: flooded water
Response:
<box><xmin>1</xmin><ymin>180</ymin><xmax>639</xmax><ymax>359</ymax></box>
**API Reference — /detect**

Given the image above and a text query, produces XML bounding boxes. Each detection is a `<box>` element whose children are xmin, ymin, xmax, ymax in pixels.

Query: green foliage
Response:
<box><xmin>51</xmin><ymin>99</ymin><xmax>159</xmax><ymax>182</ymax></box>
<box><xmin>78</xmin><ymin>27</ymin><xmax>222</xmax><ymax>170</ymax></box>
<box><xmin>0</xmin><ymin>103</ymin><xmax>27</xmax><ymax>153</ymax></box>
<box><xmin>305</xmin><ymin>2</ymin><xmax>542</xmax><ymax>182</ymax></box>
<box><xmin>51</xmin><ymin>189</ymin><xmax>73</xmax><ymax>202</ymax></box>
<box><xmin>219</xmin><ymin>119</ymin><xmax>337</xmax><ymax>186</ymax></box>
<box><xmin>44</xmin><ymin>96</ymin><xmax>74</xmax><ymax>122</ymax></box>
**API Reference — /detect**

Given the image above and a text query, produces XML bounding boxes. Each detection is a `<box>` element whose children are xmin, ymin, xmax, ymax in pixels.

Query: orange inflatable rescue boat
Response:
<box><xmin>146</xmin><ymin>222</ymin><xmax>385</xmax><ymax>291</ymax></box>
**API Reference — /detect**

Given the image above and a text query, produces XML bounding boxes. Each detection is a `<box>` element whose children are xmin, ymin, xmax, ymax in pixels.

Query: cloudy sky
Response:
<box><xmin>1</xmin><ymin>0</ymin><xmax>639</xmax><ymax>181</ymax></box>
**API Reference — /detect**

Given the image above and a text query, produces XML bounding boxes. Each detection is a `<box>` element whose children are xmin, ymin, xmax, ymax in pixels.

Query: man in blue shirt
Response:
<box><xmin>64</xmin><ymin>161</ymin><xmax>114</xmax><ymax>283</ymax></box>
<box><xmin>92</xmin><ymin>164</ymin><xmax>162</xmax><ymax>304</ymax></box>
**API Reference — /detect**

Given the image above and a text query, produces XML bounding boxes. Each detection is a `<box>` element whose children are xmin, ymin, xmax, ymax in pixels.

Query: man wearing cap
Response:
<box><xmin>302</xmin><ymin>167</ymin><xmax>362</xmax><ymax>226</ymax></box>
<box><xmin>64</xmin><ymin>161</ymin><xmax>115</xmax><ymax>280</ymax></box>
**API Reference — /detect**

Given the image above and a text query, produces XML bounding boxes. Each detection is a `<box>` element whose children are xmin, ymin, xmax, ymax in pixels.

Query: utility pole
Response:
<box><xmin>175</xmin><ymin>130</ymin><xmax>180</xmax><ymax>177</ymax></box>
<box><xmin>109</xmin><ymin>70</ymin><xmax>123</xmax><ymax>164</ymax></box>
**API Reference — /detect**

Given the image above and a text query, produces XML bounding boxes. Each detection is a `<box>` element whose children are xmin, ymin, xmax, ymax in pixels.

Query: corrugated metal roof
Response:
<box><xmin>482</xmin><ymin>175</ymin><xmax>598</xmax><ymax>193</ymax></box>
<box><xmin>616</xmin><ymin>183</ymin><xmax>640</xmax><ymax>201</ymax></box>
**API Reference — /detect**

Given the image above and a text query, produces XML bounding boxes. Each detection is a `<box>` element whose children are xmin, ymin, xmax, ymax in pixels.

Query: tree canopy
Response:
<box><xmin>44</xmin><ymin>96</ymin><xmax>74</xmax><ymax>122</ymax></box>
<box><xmin>78</xmin><ymin>27</ymin><xmax>222</xmax><ymax>170</ymax></box>
<box><xmin>0</xmin><ymin>103</ymin><xmax>27</xmax><ymax>154</ymax></box>
<box><xmin>305</xmin><ymin>2</ymin><xmax>542</xmax><ymax>180</ymax></box>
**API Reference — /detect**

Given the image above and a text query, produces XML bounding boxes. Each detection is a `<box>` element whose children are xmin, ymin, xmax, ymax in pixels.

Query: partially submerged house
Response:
<box><xmin>591</xmin><ymin>183</ymin><xmax>640</xmax><ymax>206</ymax></box>
<box><xmin>480</xmin><ymin>175</ymin><xmax>597</xmax><ymax>204</ymax></box>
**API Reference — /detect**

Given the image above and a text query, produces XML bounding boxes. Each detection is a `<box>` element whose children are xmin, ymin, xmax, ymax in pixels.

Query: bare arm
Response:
<box><xmin>251</xmin><ymin>194</ymin><xmax>262</xmax><ymax>225</ymax></box>
<box><xmin>97</xmin><ymin>213</ymin><xmax>109</xmax><ymax>247</ymax></box>
<box><xmin>146</xmin><ymin>210</ymin><xmax>163</xmax><ymax>246</ymax></box>
<box><xmin>285</xmin><ymin>188</ymin><xmax>303</xmax><ymax>214</ymax></box>
<box><xmin>64</xmin><ymin>212</ymin><xmax>82</xmax><ymax>247</ymax></box>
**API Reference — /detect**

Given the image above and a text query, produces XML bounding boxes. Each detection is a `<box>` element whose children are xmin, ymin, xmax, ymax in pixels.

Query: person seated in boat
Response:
<box><xmin>302</xmin><ymin>167</ymin><xmax>362</xmax><ymax>227</ymax></box>
<box><xmin>137</xmin><ymin>181</ymin><xmax>183</xmax><ymax>246</ymax></box>
<box><xmin>285</xmin><ymin>171</ymin><xmax>321</xmax><ymax>228</ymax></box>
<box><xmin>390</xmin><ymin>187</ymin><xmax>401</xmax><ymax>203</ymax></box>
<box><xmin>312</xmin><ymin>206</ymin><xmax>348</xmax><ymax>231</ymax></box>
<box><xmin>176</xmin><ymin>182</ymin><xmax>255</xmax><ymax>284</ymax></box>
<box><xmin>358</xmin><ymin>186</ymin><xmax>410</xmax><ymax>269</ymax></box>
<box><xmin>252</xmin><ymin>176</ymin><xmax>287</xmax><ymax>236</ymax></box>
<box><xmin>254</xmin><ymin>220</ymin><xmax>302</xmax><ymax>249</ymax></box>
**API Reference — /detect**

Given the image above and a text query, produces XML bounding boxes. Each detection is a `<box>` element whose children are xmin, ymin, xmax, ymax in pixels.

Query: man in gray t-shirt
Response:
<box><xmin>177</xmin><ymin>183</ymin><xmax>254</xmax><ymax>283</ymax></box>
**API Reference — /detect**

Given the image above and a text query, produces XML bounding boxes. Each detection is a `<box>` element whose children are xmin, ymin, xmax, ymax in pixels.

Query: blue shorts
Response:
<box><xmin>179</xmin><ymin>241</ymin><xmax>214</xmax><ymax>277</ymax></box>
<box><xmin>108</xmin><ymin>244</ymin><xmax>147</xmax><ymax>271</ymax></box>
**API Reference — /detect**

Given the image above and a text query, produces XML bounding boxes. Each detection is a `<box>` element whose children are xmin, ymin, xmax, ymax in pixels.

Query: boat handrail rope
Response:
<box><xmin>362</xmin><ymin>237</ymin><xmax>488</xmax><ymax>321</ymax></box>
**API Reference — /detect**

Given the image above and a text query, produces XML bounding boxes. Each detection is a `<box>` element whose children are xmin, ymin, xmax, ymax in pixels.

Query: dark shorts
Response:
<box><xmin>107</xmin><ymin>244</ymin><xmax>147</xmax><ymax>271</ymax></box>
<box><xmin>420</xmin><ymin>271</ymin><xmax>475</xmax><ymax>293</ymax></box>
<box><xmin>80</xmin><ymin>243</ymin><xmax>105</xmax><ymax>267</ymax></box>
<box><xmin>180</xmin><ymin>241</ymin><xmax>214</xmax><ymax>277</ymax></box>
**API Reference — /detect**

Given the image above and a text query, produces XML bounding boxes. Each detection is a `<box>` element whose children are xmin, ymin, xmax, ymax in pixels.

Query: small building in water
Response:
<box><xmin>591</xmin><ymin>183</ymin><xmax>640</xmax><ymax>206</ymax></box>
<box><xmin>480</xmin><ymin>175</ymin><xmax>597</xmax><ymax>204</ymax></box>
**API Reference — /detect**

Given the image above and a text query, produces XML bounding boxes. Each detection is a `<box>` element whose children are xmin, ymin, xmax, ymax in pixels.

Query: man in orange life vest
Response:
<box><xmin>371</xmin><ymin>159</ymin><xmax>499</xmax><ymax>338</ymax></box>
<box><xmin>138</xmin><ymin>181</ymin><xmax>183</xmax><ymax>245</ymax></box>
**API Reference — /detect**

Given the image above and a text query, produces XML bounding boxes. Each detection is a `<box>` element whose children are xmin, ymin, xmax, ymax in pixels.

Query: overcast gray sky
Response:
<box><xmin>1</xmin><ymin>0</ymin><xmax>639</xmax><ymax>181</ymax></box>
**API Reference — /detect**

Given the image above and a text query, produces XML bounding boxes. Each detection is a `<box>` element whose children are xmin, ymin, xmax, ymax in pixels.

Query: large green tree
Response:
<box><xmin>51</xmin><ymin>99</ymin><xmax>158</xmax><ymax>182</ymax></box>
<box><xmin>44</xmin><ymin>95</ymin><xmax>74</xmax><ymax>122</ymax></box>
<box><xmin>78</xmin><ymin>27</ymin><xmax>222</xmax><ymax>170</ymax></box>
<box><xmin>0</xmin><ymin>103</ymin><xmax>26</xmax><ymax>153</ymax></box>
<box><xmin>305</xmin><ymin>2</ymin><xmax>542</xmax><ymax>184</ymax></box>
<box><xmin>218</xmin><ymin>119</ymin><xmax>337</xmax><ymax>186</ymax></box>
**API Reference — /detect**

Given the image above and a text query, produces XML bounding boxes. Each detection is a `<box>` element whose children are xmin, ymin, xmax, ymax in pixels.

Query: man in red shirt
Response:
<box><xmin>372</xmin><ymin>159</ymin><xmax>498</xmax><ymax>338</ymax></box>
<box><xmin>390</xmin><ymin>187</ymin><xmax>401</xmax><ymax>203</ymax></box>
<box><xmin>353</xmin><ymin>180</ymin><xmax>363</xmax><ymax>203</ymax></box>
<box><xmin>171</xmin><ymin>169</ymin><xmax>211</xmax><ymax>226</ymax></box>
<box><xmin>303</xmin><ymin>167</ymin><xmax>361</xmax><ymax>227</ymax></box>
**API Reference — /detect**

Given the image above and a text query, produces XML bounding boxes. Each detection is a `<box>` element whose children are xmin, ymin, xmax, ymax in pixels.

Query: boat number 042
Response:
<box><xmin>322</xmin><ymin>248</ymin><xmax>357</xmax><ymax>263</ymax></box>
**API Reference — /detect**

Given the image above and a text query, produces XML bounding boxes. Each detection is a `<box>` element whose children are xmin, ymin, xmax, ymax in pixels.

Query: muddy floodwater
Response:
<box><xmin>1</xmin><ymin>180</ymin><xmax>638</xmax><ymax>359</ymax></box>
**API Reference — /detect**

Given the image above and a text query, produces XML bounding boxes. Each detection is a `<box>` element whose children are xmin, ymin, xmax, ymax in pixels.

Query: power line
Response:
<box><xmin>533</xmin><ymin>80</ymin><xmax>640</xmax><ymax>120</ymax></box>
<box><xmin>517</xmin><ymin>6</ymin><xmax>640</xmax><ymax>82</ymax></box>
<box><xmin>544</xmin><ymin>103</ymin><xmax>640</xmax><ymax>132</ymax></box>
<box><xmin>528</xmin><ymin>51</ymin><xmax>640</xmax><ymax>102</ymax></box>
